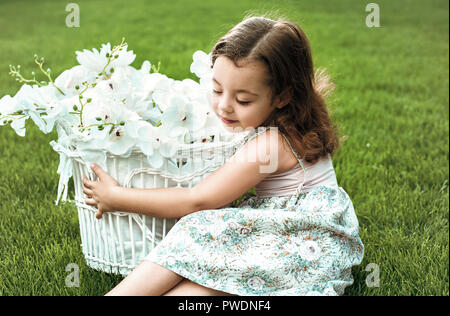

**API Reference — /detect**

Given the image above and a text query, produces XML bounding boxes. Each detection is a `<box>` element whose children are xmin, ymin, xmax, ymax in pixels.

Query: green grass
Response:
<box><xmin>0</xmin><ymin>0</ymin><xmax>448</xmax><ymax>296</ymax></box>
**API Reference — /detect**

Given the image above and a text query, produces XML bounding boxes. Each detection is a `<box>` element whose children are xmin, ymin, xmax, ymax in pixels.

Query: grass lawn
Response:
<box><xmin>0</xmin><ymin>0</ymin><xmax>448</xmax><ymax>296</ymax></box>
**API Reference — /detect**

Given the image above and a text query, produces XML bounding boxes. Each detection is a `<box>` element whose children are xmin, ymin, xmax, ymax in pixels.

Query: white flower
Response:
<box><xmin>2</xmin><ymin>44</ymin><xmax>225</xmax><ymax>178</ymax></box>
<box><xmin>151</xmin><ymin>75</ymin><xmax>174</xmax><ymax>112</ymax></box>
<box><xmin>0</xmin><ymin>95</ymin><xmax>28</xmax><ymax>137</ymax></box>
<box><xmin>75</xmin><ymin>42</ymin><xmax>135</xmax><ymax>74</ymax></box>
<box><xmin>298</xmin><ymin>240</ymin><xmax>322</xmax><ymax>261</ymax></box>
<box><xmin>247</xmin><ymin>276</ymin><xmax>265</xmax><ymax>291</ymax></box>
<box><xmin>80</xmin><ymin>98</ymin><xmax>141</xmax><ymax>155</ymax></box>
<box><xmin>75</xmin><ymin>44</ymin><xmax>109</xmax><ymax>73</ymax></box>
<box><xmin>10</xmin><ymin>116</ymin><xmax>28</xmax><ymax>137</ymax></box>
<box><xmin>136</xmin><ymin>122</ymin><xmax>177</xmax><ymax>169</ymax></box>
<box><xmin>190</xmin><ymin>50</ymin><xmax>213</xmax><ymax>92</ymax></box>
<box><xmin>140</xmin><ymin>60</ymin><xmax>151</xmax><ymax>74</ymax></box>
<box><xmin>160</xmin><ymin>95</ymin><xmax>207</xmax><ymax>138</ymax></box>
<box><xmin>190</xmin><ymin>50</ymin><xmax>213</xmax><ymax>80</ymax></box>
<box><xmin>1</xmin><ymin>94</ymin><xmax>29</xmax><ymax>137</ymax></box>
<box><xmin>54</xmin><ymin>65</ymin><xmax>96</xmax><ymax>95</ymax></box>
<box><xmin>105</xmin><ymin>125</ymin><xmax>137</xmax><ymax>156</ymax></box>
<box><xmin>12</xmin><ymin>85</ymin><xmax>64</xmax><ymax>134</ymax></box>
<box><xmin>109</xmin><ymin>44</ymin><xmax>136</xmax><ymax>69</ymax></box>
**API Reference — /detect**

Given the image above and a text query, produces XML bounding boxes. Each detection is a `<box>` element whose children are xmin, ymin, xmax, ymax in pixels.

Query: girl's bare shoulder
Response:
<box><xmin>248</xmin><ymin>128</ymin><xmax>300</xmax><ymax>175</ymax></box>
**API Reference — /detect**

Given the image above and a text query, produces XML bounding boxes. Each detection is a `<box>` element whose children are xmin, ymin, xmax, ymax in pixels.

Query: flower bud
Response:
<box><xmin>73</xmin><ymin>105</ymin><xmax>78</xmax><ymax>111</ymax></box>
<box><xmin>96</xmin><ymin>117</ymin><xmax>102</xmax><ymax>121</ymax></box>
<box><xmin>110</xmin><ymin>67</ymin><xmax>114</xmax><ymax>73</ymax></box>
<box><xmin>119</xmin><ymin>121</ymin><xmax>125</xmax><ymax>126</ymax></box>
<box><xmin>87</xmin><ymin>98</ymin><xmax>92</xmax><ymax>103</ymax></box>
<box><xmin>75</xmin><ymin>85</ymin><xmax>80</xmax><ymax>90</ymax></box>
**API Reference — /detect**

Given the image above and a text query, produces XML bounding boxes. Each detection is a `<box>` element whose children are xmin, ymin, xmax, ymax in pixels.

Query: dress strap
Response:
<box><xmin>246</xmin><ymin>126</ymin><xmax>269</xmax><ymax>143</ymax></box>
<box><xmin>280</xmin><ymin>133</ymin><xmax>306</xmax><ymax>197</ymax></box>
<box><xmin>232</xmin><ymin>126</ymin><xmax>269</xmax><ymax>153</ymax></box>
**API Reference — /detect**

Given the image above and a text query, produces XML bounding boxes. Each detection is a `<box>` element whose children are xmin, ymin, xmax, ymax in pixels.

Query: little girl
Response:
<box><xmin>82</xmin><ymin>16</ymin><xmax>364</xmax><ymax>296</ymax></box>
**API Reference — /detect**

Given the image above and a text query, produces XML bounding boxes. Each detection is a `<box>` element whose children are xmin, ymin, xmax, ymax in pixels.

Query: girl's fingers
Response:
<box><xmin>83</xmin><ymin>186</ymin><xmax>93</xmax><ymax>196</ymax></box>
<box><xmin>85</xmin><ymin>197</ymin><xmax>97</xmax><ymax>206</ymax></box>
<box><xmin>96</xmin><ymin>210</ymin><xmax>103</xmax><ymax>219</ymax></box>
<box><xmin>83</xmin><ymin>176</ymin><xmax>93</xmax><ymax>189</ymax></box>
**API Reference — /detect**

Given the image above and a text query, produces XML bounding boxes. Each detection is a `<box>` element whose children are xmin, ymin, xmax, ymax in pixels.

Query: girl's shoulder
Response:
<box><xmin>248</xmin><ymin>128</ymin><xmax>301</xmax><ymax>175</ymax></box>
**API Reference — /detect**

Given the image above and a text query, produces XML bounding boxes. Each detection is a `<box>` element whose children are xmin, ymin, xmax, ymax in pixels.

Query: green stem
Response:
<box><xmin>100</xmin><ymin>38</ymin><xmax>126</xmax><ymax>78</ymax></box>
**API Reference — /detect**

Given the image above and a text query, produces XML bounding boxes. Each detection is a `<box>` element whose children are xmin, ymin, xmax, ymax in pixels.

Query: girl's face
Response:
<box><xmin>211</xmin><ymin>56</ymin><xmax>281</xmax><ymax>132</ymax></box>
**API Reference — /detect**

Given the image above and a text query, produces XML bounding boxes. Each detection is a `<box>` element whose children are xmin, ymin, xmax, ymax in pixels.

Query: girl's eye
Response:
<box><xmin>212</xmin><ymin>89</ymin><xmax>222</xmax><ymax>94</ymax></box>
<box><xmin>237</xmin><ymin>100</ymin><xmax>251</xmax><ymax>105</ymax></box>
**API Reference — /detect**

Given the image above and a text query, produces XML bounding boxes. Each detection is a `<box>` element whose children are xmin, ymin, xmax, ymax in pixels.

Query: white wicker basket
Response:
<box><xmin>65</xmin><ymin>130</ymin><xmax>251</xmax><ymax>276</ymax></box>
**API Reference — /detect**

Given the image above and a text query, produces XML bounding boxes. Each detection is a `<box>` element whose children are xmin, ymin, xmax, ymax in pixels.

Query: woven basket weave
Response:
<box><xmin>67</xmin><ymin>130</ymin><xmax>251</xmax><ymax>275</ymax></box>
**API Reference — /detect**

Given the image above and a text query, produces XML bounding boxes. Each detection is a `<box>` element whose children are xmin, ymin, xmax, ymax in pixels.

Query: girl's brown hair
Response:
<box><xmin>211</xmin><ymin>16</ymin><xmax>341</xmax><ymax>164</ymax></box>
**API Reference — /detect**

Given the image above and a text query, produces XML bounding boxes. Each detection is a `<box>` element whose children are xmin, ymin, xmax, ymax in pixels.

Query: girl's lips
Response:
<box><xmin>220</xmin><ymin>116</ymin><xmax>238</xmax><ymax>124</ymax></box>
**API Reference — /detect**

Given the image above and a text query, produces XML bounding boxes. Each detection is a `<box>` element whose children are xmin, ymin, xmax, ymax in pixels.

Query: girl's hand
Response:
<box><xmin>82</xmin><ymin>163</ymin><xmax>120</xmax><ymax>219</ymax></box>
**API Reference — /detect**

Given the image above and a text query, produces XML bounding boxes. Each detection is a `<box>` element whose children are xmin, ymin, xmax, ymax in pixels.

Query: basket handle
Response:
<box><xmin>123</xmin><ymin>168</ymin><xmax>161</xmax><ymax>189</ymax></box>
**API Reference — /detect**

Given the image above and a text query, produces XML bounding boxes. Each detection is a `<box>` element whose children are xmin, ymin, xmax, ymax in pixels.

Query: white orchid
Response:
<box><xmin>75</xmin><ymin>42</ymin><xmax>136</xmax><ymax>74</ymax></box>
<box><xmin>75</xmin><ymin>44</ymin><xmax>110</xmax><ymax>74</ymax></box>
<box><xmin>0</xmin><ymin>94</ymin><xmax>28</xmax><ymax>136</ymax></box>
<box><xmin>151</xmin><ymin>75</ymin><xmax>174</xmax><ymax>112</ymax></box>
<box><xmin>190</xmin><ymin>50</ymin><xmax>213</xmax><ymax>80</ymax></box>
<box><xmin>54</xmin><ymin>65</ymin><xmax>96</xmax><ymax>95</ymax></box>
<box><xmin>12</xmin><ymin>84</ymin><xmax>64</xmax><ymax>134</ymax></box>
<box><xmin>1</xmin><ymin>43</ymin><xmax>234</xmax><ymax>210</ymax></box>
<box><xmin>0</xmin><ymin>94</ymin><xmax>19</xmax><ymax>122</ymax></box>
<box><xmin>1</xmin><ymin>45</ymin><xmax>226</xmax><ymax>177</ymax></box>
<box><xmin>136</xmin><ymin>122</ymin><xmax>177</xmax><ymax>169</ymax></box>
<box><xmin>160</xmin><ymin>95</ymin><xmax>207</xmax><ymax>138</ymax></box>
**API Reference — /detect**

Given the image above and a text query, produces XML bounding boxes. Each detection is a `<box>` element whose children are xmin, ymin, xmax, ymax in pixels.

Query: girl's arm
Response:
<box><xmin>109</xmin><ymin>186</ymin><xmax>197</xmax><ymax>219</ymax></box>
<box><xmin>84</xmin><ymin>130</ymin><xmax>281</xmax><ymax>219</ymax></box>
<box><xmin>83</xmin><ymin>165</ymin><xmax>199</xmax><ymax>219</ymax></box>
<box><xmin>190</xmin><ymin>130</ymin><xmax>281</xmax><ymax>213</ymax></box>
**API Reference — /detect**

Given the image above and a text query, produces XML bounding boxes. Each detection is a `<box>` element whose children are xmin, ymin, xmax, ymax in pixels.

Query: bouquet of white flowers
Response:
<box><xmin>0</xmin><ymin>39</ymin><xmax>250</xmax><ymax>274</ymax></box>
<box><xmin>1</xmin><ymin>39</ymin><xmax>245</xmax><ymax>204</ymax></box>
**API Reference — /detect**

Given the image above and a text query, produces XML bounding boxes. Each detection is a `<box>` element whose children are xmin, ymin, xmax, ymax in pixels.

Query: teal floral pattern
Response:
<box><xmin>145</xmin><ymin>185</ymin><xmax>364</xmax><ymax>296</ymax></box>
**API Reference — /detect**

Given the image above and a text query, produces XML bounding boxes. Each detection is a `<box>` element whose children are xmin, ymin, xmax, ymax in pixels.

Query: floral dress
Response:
<box><xmin>145</xmin><ymin>128</ymin><xmax>364</xmax><ymax>296</ymax></box>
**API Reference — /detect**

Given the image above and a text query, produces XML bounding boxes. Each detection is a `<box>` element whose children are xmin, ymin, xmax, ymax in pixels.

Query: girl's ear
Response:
<box><xmin>274</xmin><ymin>86</ymin><xmax>293</xmax><ymax>109</ymax></box>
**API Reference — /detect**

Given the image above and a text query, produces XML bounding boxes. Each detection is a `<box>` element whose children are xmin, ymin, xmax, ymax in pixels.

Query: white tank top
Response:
<box><xmin>254</xmin><ymin>153</ymin><xmax>338</xmax><ymax>198</ymax></box>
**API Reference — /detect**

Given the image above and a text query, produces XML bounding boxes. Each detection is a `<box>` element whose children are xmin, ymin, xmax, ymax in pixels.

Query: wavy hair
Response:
<box><xmin>211</xmin><ymin>16</ymin><xmax>341</xmax><ymax>164</ymax></box>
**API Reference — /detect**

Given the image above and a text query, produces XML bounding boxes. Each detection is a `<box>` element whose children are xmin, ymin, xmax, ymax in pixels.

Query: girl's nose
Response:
<box><xmin>218</xmin><ymin>95</ymin><xmax>233</xmax><ymax>113</ymax></box>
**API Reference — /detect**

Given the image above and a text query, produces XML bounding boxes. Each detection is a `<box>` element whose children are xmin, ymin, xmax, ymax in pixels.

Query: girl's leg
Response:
<box><xmin>163</xmin><ymin>278</ymin><xmax>235</xmax><ymax>296</ymax></box>
<box><xmin>105</xmin><ymin>260</ymin><xmax>184</xmax><ymax>296</ymax></box>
